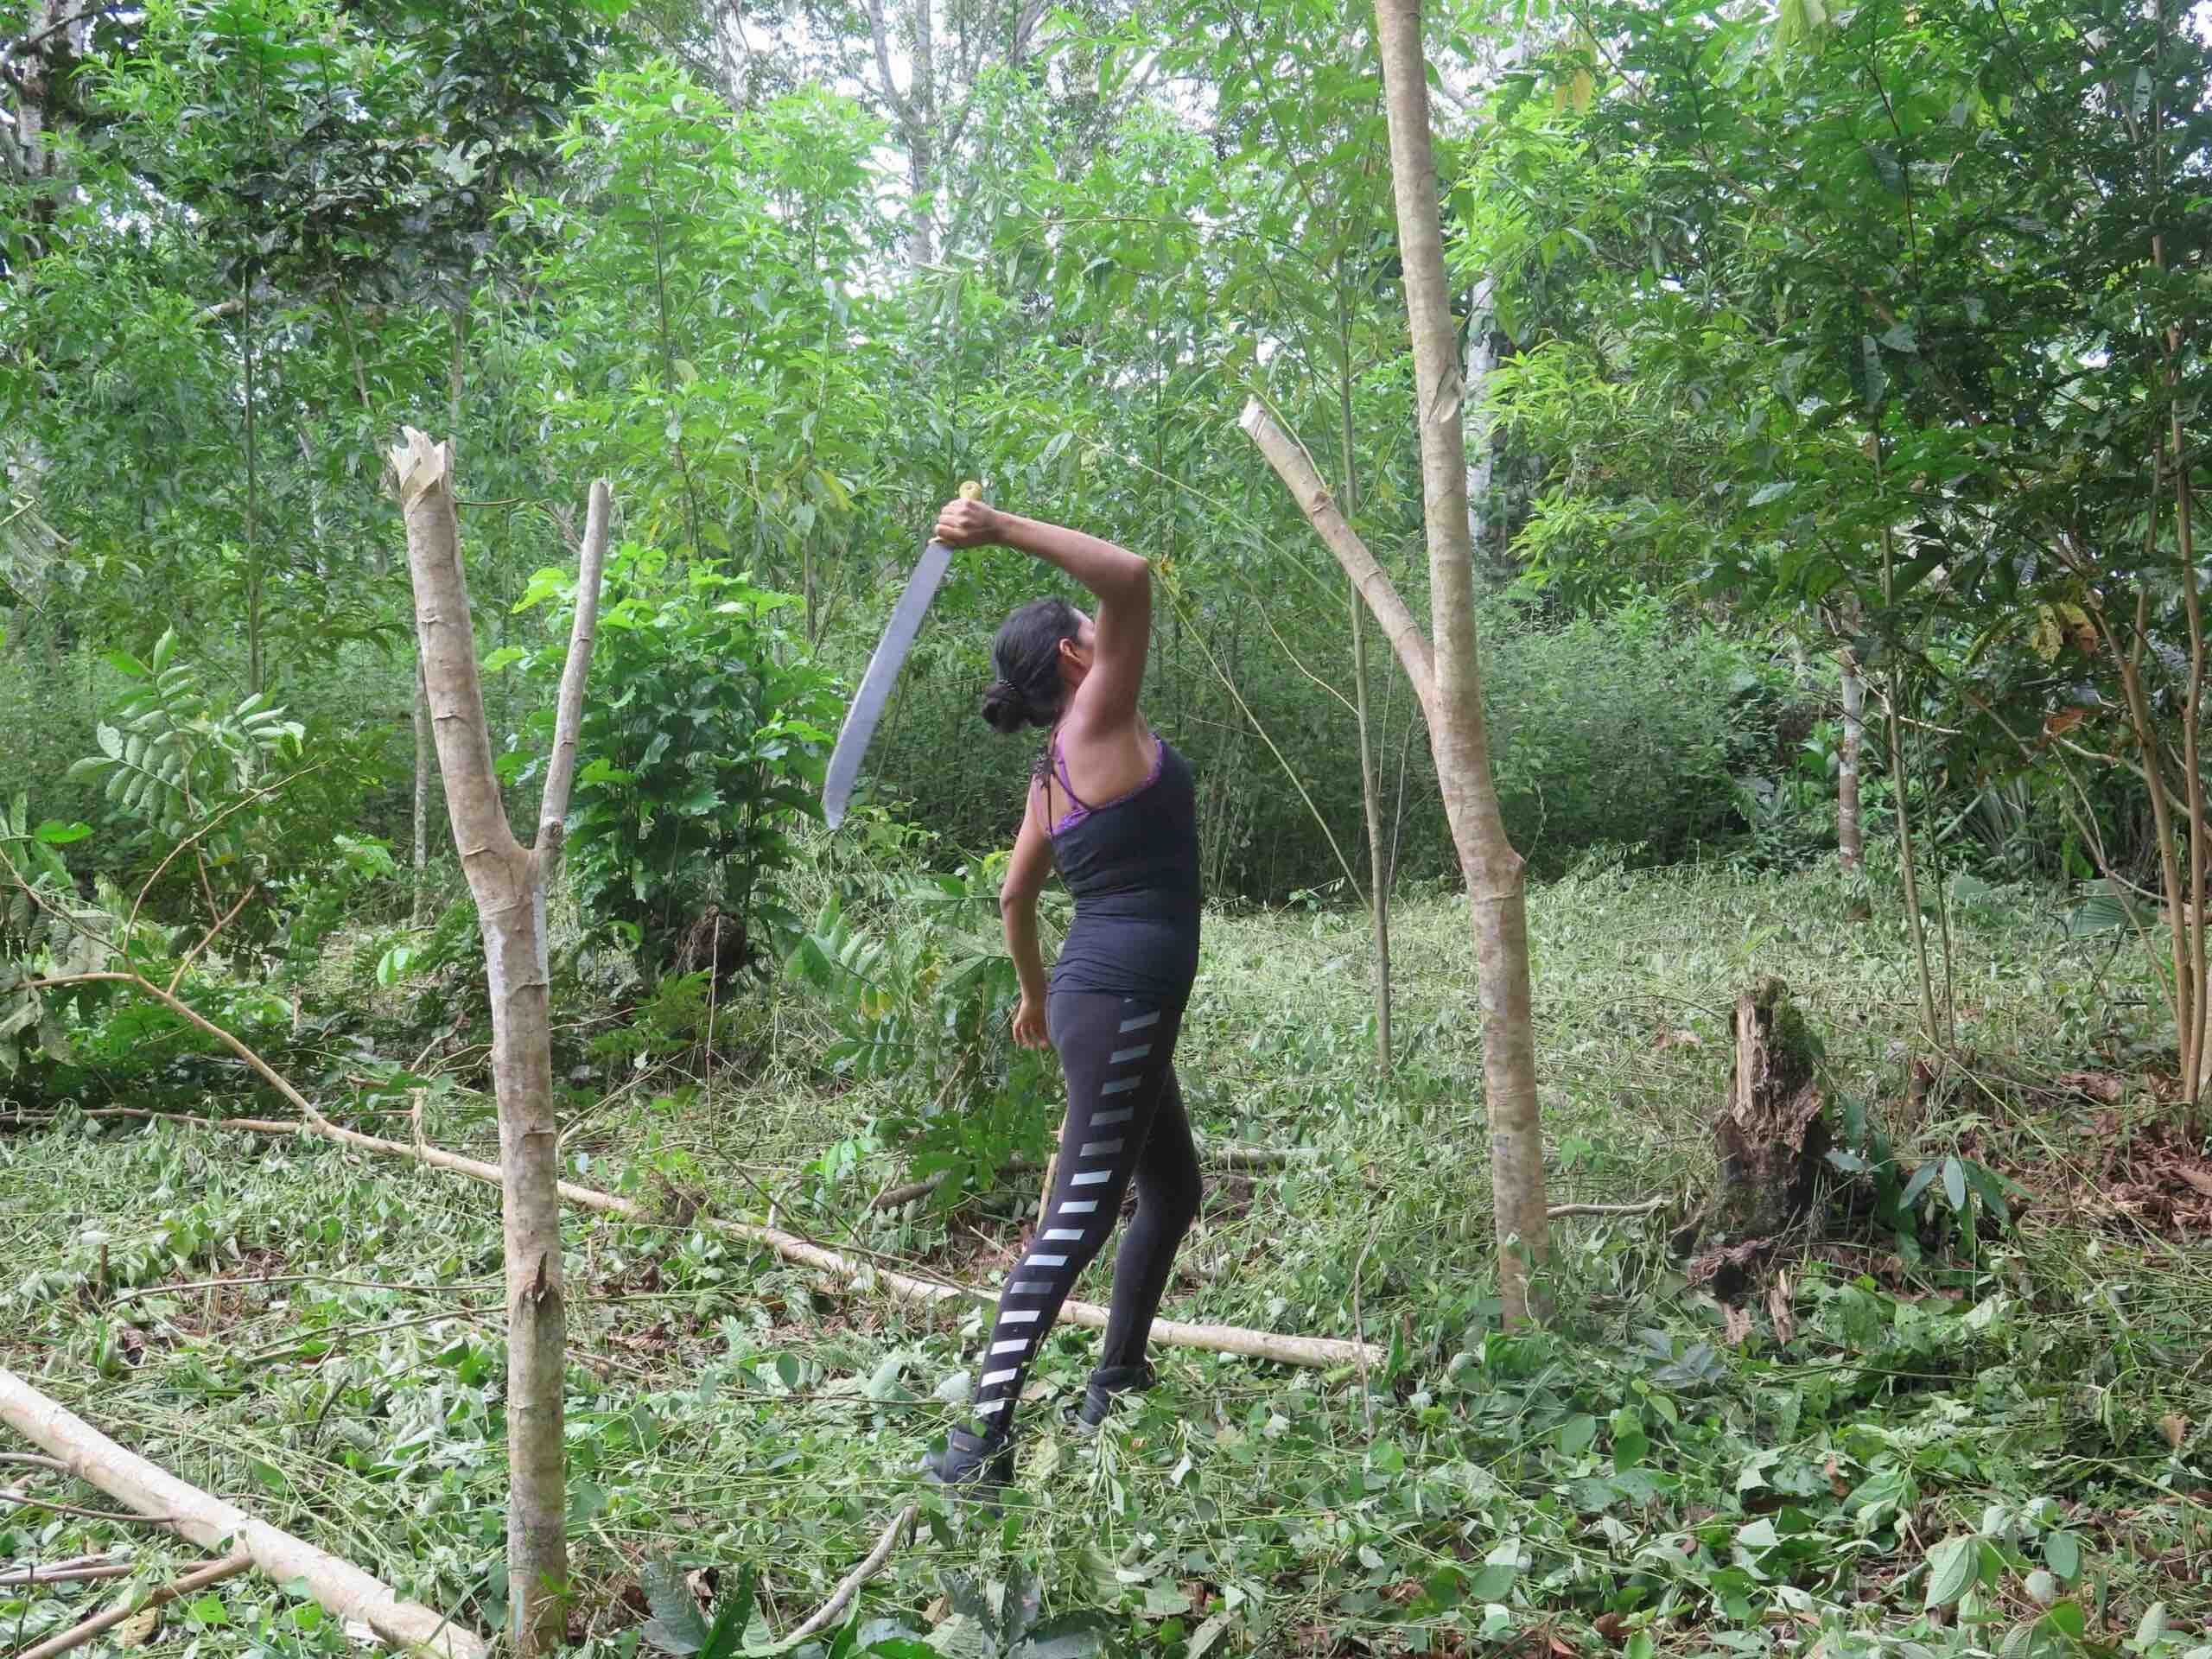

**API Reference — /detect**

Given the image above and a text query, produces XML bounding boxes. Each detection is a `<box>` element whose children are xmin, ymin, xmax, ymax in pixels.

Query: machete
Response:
<box><xmin>821</xmin><ymin>481</ymin><xmax>980</xmax><ymax>830</ymax></box>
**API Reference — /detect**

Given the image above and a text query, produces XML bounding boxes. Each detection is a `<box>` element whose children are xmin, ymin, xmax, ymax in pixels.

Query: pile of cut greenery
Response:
<box><xmin>3</xmin><ymin>863</ymin><xmax>2209</xmax><ymax>1658</ymax></box>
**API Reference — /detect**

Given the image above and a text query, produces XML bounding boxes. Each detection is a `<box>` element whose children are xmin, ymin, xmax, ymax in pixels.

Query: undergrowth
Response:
<box><xmin>3</xmin><ymin>863</ymin><xmax>2209</xmax><ymax>1657</ymax></box>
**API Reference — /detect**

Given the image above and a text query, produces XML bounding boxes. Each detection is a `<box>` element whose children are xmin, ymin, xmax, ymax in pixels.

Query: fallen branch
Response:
<box><xmin>0</xmin><ymin>1561</ymin><xmax>133</xmax><ymax>1587</ymax></box>
<box><xmin>0</xmin><ymin>1368</ymin><xmax>487</xmax><ymax>1659</ymax></box>
<box><xmin>1547</xmin><ymin>1196</ymin><xmax>1669</xmax><ymax>1219</ymax></box>
<box><xmin>20</xmin><ymin>1551</ymin><xmax>253</xmax><ymax>1659</ymax></box>
<box><xmin>93</xmin><ymin>1109</ymin><xmax>1385</xmax><ymax>1370</ymax></box>
<box><xmin>2</xmin><ymin>1486</ymin><xmax>174</xmax><ymax>1524</ymax></box>
<box><xmin>763</xmin><ymin>1503</ymin><xmax>918</xmax><ymax>1654</ymax></box>
<box><xmin>0</xmin><ymin>1452</ymin><xmax>69</xmax><ymax>1472</ymax></box>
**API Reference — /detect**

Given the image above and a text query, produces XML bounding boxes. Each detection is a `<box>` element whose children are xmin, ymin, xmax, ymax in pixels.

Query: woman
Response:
<box><xmin>922</xmin><ymin>493</ymin><xmax>1204</xmax><ymax>1491</ymax></box>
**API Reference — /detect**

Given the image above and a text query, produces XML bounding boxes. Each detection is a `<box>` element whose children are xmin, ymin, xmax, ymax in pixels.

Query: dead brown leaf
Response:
<box><xmin>2176</xmin><ymin>1166</ymin><xmax>2212</xmax><ymax>1200</ymax></box>
<box><xmin>1723</xmin><ymin>1303</ymin><xmax>1755</xmax><ymax>1344</ymax></box>
<box><xmin>1767</xmin><ymin>1270</ymin><xmax>1797</xmax><ymax>1347</ymax></box>
<box><xmin>2161</xmin><ymin>1413</ymin><xmax>2191</xmax><ymax>1452</ymax></box>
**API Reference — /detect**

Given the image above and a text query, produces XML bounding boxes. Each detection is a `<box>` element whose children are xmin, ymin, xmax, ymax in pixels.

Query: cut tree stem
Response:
<box><xmin>391</xmin><ymin>429</ymin><xmax>612</xmax><ymax>1659</ymax></box>
<box><xmin>0</xmin><ymin>1369</ymin><xmax>486</xmax><ymax>1659</ymax></box>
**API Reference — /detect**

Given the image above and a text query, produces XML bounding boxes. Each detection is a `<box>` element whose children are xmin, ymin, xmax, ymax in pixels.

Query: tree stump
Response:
<box><xmin>1676</xmin><ymin>976</ymin><xmax>1830</xmax><ymax>1300</ymax></box>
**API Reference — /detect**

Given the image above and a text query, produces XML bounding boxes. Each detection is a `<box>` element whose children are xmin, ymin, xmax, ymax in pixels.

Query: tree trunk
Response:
<box><xmin>1338</xmin><ymin>289</ymin><xmax>1393</xmax><ymax>1072</ymax></box>
<box><xmin>1465</xmin><ymin>275</ymin><xmax>1503</xmax><ymax>580</ymax></box>
<box><xmin>413</xmin><ymin>661</ymin><xmax>435</xmax><ymax>925</ymax></box>
<box><xmin>390</xmin><ymin>429</ymin><xmax>610</xmax><ymax>1659</ymax></box>
<box><xmin>1370</xmin><ymin>0</ymin><xmax>1548</xmax><ymax>1320</ymax></box>
<box><xmin>1351</xmin><ymin>596</ymin><xmax>1393</xmax><ymax>1070</ymax></box>
<box><xmin>1837</xmin><ymin>647</ymin><xmax>1864</xmax><ymax>873</ymax></box>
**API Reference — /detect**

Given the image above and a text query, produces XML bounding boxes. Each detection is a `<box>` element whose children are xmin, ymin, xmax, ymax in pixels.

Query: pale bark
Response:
<box><xmin>1837</xmin><ymin>648</ymin><xmax>1864</xmax><ymax>873</ymax></box>
<box><xmin>0</xmin><ymin>1368</ymin><xmax>486</xmax><ymax>1659</ymax></box>
<box><xmin>389</xmin><ymin>429</ymin><xmax>611</xmax><ymax>1659</ymax></box>
<box><xmin>1465</xmin><ymin>275</ymin><xmax>1501</xmax><ymax>575</ymax></box>
<box><xmin>1368</xmin><ymin>0</ymin><xmax>1550</xmax><ymax>1321</ymax></box>
<box><xmin>412</xmin><ymin>663</ymin><xmax>434</xmax><ymax>925</ymax></box>
<box><xmin>1238</xmin><ymin>404</ymin><xmax>1435</xmax><ymax>709</ymax></box>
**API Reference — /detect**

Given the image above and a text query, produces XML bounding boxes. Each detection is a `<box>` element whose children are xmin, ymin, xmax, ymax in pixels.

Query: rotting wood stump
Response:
<box><xmin>1674</xmin><ymin>976</ymin><xmax>1831</xmax><ymax>1301</ymax></box>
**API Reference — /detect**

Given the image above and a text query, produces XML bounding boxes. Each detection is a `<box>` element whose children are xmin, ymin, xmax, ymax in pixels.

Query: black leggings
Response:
<box><xmin>967</xmin><ymin>989</ymin><xmax>1201</xmax><ymax>1434</ymax></box>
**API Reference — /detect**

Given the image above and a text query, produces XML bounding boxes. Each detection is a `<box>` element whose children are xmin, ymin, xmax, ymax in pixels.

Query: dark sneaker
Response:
<box><xmin>1072</xmin><ymin>1363</ymin><xmax>1154</xmax><ymax>1436</ymax></box>
<box><xmin>921</xmin><ymin>1425</ymin><xmax>1015</xmax><ymax>1492</ymax></box>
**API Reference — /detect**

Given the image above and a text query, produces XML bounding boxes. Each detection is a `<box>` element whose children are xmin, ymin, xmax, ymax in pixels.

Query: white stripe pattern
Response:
<box><xmin>1100</xmin><ymin>1075</ymin><xmax>1143</xmax><ymax>1095</ymax></box>
<box><xmin>981</xmin><ymin>1368</ymin><xmax>1017</xmax><ymax>1388</ymax></box>
<box><xmin>1071</xmin><ymin>1170</ymin><xmax>1110</xmax><ymax>1186</ymax></box>
<box><xmin>1109</xmin><ymin>1044</ymin><xmax>1154</xmax><ymax>1064</ymax></box>
<box><xmin>1001</xmin><ymin>1309</ymin><xmax>1039</xmax><ymax>1324</ymax></box>
<box><xmin>1080</xmin><ymin>1139</ymin><xmax>1124</xmax><ymax>1157</ymax></box>
<box><xmin>1092</xmin><ymin>1108</ymin><xmax>1134</xmax><ymax>1127</ymax></box>
<box><xmin>1031</xmin><ymin>1253</ymin><xmax>1068</xmax><ymax>1267</ymax></box>
<box><xmin>1119</xmin><ymin>1010</ymin><xmax>1160</xmax><ymax>1032</ymax></box>
<box><xmin>976</xmin><ymin>1397</ymin><xmax>1007</xmax><ymax>1414</ymax></box>
<box><xmin>992</xmin><ymin>1340</ymin><xmax>1027</xmax><ymax>1356</ymax></box>
<box><xmin>1060</xmin><ymin>1199</ymin><xmax>1098</xmax><ymax>1214</ymax></box>
<box><xmin>1043</xmin><ymin>1228</ymin><xmax>1082</xmax><ymax>1242</ymax></box>
<box><xmin>1010</xmin><ymin>1280</ymin><xmax>1049</xmax><ymax>1294</ymax></box>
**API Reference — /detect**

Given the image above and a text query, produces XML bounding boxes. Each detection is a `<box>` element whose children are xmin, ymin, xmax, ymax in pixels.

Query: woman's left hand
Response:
<box><xmin>936</xmin><ymin>495</ymin><xmax>1003</xmax><ymax>548</ymax></box>
<box><xmin>1011</xmin><ymin>995</ymin><xmax>1052</xmax><ymax>1051</ymax></box>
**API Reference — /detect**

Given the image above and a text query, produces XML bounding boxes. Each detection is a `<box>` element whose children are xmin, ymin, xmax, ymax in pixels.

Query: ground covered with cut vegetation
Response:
<box><xmin>7</xmin><ymin>863</ymin><xmax>2209</xmax><ymax>1657</ymax></box>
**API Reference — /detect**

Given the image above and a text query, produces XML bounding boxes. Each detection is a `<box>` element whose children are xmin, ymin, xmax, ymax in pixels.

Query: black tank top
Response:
<box><xmin>1043</xmin><ymin>728</ymin><xmax>1203</xmax><ymax>1002</ymax></box>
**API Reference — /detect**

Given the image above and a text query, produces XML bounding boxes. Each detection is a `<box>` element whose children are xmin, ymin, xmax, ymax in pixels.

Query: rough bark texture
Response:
<box><xmin>0</xmin><ymin>1368</ymin><xmax>486</xmax><ymax>1659</ymax></box>
<box><xmin>1369</xmin><ymin>0</ymin><xmax>1551</xmax><ymax>1320</ymax></box>
<box><xmin>390</xmin><ymin>429</ymin><xmax>609</xmax><ymax>1659</ymax></box>
<box><xmin>1837</xmin><ymin>648</ymin><xmax>1864</xmax><ymax>873</ymax></box>
<box><xmin>1677</xmin><ymin>978</ymin><xmax>1830</xmax><ymax>1300</ymax></box>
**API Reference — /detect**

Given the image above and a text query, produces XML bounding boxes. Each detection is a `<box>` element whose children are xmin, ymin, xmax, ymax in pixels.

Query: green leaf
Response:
<box><xmin>32</xmin><ymin>820</ymin><xmax>92</xmax><ymax>845</ymax></box>
<box><xmin>1012</xmin><ymin>1611</ymin><xmax>1118</xmax><ymax>1658</ymax></box>
<box><xmin>1557</xmin><ymin>1413</ymin><xmax>1599</xmax><ymax>1457</ymax></box>
<box><xmin>2044</xmin><ymin>1532</ymin><xmax>2082</xmax><ymax>1581</ymax></box>
<box><xmin>1943</xmin><ymin>1156</ymin><xmax>1967</xmax><ymax>1211</ymax></box>
<box><xmin>1926</xmin><ymin>1535</ymin><xmax>1978</xmax><ymax>1609</ymax></box>
<box><xmin>96</xmin><ymin>723</ymin><xmax>124</xmax><ymax>760</ymax></box>
<box><xmin>2138</xmin><ymin>1604</ymin><xmax>2168</xmax><ymax>1649</ymax></box>
<box><xmin>639</xmin><ymin>1556</ymin><xmax>709</xmax><ymax>1656</ymax></box>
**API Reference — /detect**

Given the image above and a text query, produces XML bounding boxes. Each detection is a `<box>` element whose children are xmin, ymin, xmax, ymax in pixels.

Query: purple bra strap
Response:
<box><xmin>1051</xmin><ymin>730</ymin><xmax>1093</xmax><ymax>814</ymax></box>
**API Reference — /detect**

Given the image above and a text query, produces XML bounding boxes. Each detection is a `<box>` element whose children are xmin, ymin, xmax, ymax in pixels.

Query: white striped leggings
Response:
<box><xmin>967</xmin><ymin>990</ymin><xmax>1201</xmax><ymax>1435</ymax></box>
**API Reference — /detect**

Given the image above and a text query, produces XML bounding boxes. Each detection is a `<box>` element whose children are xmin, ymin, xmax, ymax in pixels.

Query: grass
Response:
<box><xmin>3</xmin><ymin>857</ymin><xmax>2210</xmax><ymax>1657</ymax></box>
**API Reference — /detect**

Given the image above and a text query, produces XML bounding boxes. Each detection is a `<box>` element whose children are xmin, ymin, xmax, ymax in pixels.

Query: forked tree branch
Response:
<box><xmin>533</xmin><ymin>478</ymin><xmax>612</xmax><ymax>876</ymax></box>
<box><xmin>1240</xmin><ymin>399</ymin><xmax>1437</xmax><ymax>717</ymax></box>
<box><xmin>388</xmin><ymin>428</ymin><xmax>521</xmax><ymax>874</ymax></box>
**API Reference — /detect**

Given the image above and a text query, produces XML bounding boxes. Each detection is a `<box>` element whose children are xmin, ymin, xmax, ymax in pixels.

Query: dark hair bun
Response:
<box><xmin>979</xmin><ymin>678</ymin><xmax>1033</xmax><ymax>734</ymax></box>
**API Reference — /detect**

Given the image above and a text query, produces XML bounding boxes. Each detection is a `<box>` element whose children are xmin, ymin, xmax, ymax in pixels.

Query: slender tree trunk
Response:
<box><xmin>390</xmin><ymin>430</ymin><xmax>610</xmax><ymax>1659</ymax></box>
<box><xmin>1351</xmin><ymin>597</ymin><xmax>1393</xmax><ymax>1069</ymax></box>
<box><xmin>1336</xmin><ymin>288</ymin><xmax>1392</xmax><ymax>1071</ymax></box>
<box><xmin>1370</xmin><ymin>0</ymin><xmax>1548</xmax><ymax>1319</ymax></box>
<box><xmin>240</xmin><ymin>297</ymin><xmax>264</xmax><ymax>697</ymax></box>
<box><xmin>1837</xmin><ymin>648</ymin><xmax>1864</xmax><ymax>873</ymax></box>
<box><xmin>413</xmin><ymin>660</ymin><xmax>435</xmax><ymax>925</ymax></box>
<box><xmin>1243</xmin><ymin>0</ymin><xmax>1550</xmax><ymax>1318</ymax></box>
<box><xmin>1465</xmin><ymin>275</ymin><xmax>1503</xmax><ymax>579</ymax></box>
